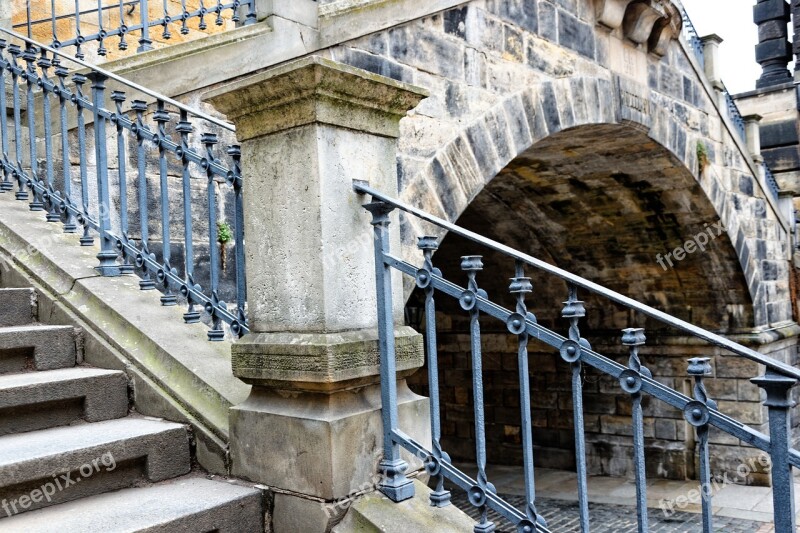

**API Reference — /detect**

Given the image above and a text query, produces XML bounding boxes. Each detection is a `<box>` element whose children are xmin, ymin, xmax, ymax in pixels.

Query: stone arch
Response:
<box><xmin>399</xmin><ymin>75</ymin><xmax>789</xmax><ymax>329</ymax></box>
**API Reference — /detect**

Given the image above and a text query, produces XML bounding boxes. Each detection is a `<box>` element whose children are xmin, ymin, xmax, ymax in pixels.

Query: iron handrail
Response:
<box><xmin>354</xmin><ymin>181</ymin><xmax>800</xmax><ymax>381</ymax></box>
<box><xmin>0</xmin><ymin>28</ymin><xmax>235</xmax><ymax>132</ymax></box>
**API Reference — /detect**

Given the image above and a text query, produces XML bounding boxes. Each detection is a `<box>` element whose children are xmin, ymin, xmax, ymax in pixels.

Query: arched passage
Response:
<box><xmin>405</xmin><ymin>121</ymin><xmax>757</xmax><ymax>480</ymax></box>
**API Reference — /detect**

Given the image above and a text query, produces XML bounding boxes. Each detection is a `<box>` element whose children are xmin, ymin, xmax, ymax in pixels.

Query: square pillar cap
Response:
<box><xmin>203</xmin><ymin>55</ymin><xmax>429</xmax><ymax>141</ymax></box>
<box><xmin>743</xmin><ymin>113</ymin><xmax>764</xmax><ymax>123</ymax></box>
<box><xmin>700</xmin><ymin>34</ymin><xmax>724</xmax><ymax>45</ymax></box>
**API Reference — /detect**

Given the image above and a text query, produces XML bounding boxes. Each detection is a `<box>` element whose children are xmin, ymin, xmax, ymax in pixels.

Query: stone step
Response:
<box><xmin>0</xmin><ymin>325</ymin><xmax>76</xmax><ymax>374</ymax></box>
<box><xmin>0</xmin><ymin>289</ymin><xmax>36</xmax><ymax>327</ymax></box>
<box><xmin>0</xmin><ymin>418</ymin><xmax>190</xmax><ymax>515</ymax></box>
<box><xmin>0</xmin><ymin>477</ymin><xmax>264</xmax><ymax>531</ymax></box>
<box><xmin>0</xmin><ymin>368</ymin><xmax>129</xmax><ymax>436</ymax></box>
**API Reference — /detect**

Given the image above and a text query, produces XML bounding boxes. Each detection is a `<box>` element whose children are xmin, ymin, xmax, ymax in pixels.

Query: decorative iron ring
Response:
<box><xmin>200</xmin><ymin>158</ymin><xmax>209</xmax><ymax>171</ymax></box>
<box><xmin>619</xmin><ymin>369</ymin><xmax>643</xmax><ymax>394</ymax></box>
<box><xmin>98</xmin><ymin>30</ymin><xmax>108</xmax><ymax>39</ymax></box>
<box><xmin>204</xmin><ymin>301</ymin><xmax>215</xmax><ymax>315</ymax></box>
<box><xmin>230</xmin><ymin>320</ymin><xmax>243</xmax><ymax>336</ymax></box>
<box><xmin>135</xmin><ymin>253</ymin><xmax>145</xmax><ymax>268</ymax></box>
<box><xmin>51</xmin><ymin>40</ymin><xmax>61</xmax><ymax>49</ymax></box>
<box><xmin>506</xmin><ymin>312</ymin><xmax>526</xmax><ymax>335</ymax></box>
<box><xmin>415</xmin><ymin>268</ymin><xmax>431</xmax><ymax>289</ymax></box>
<box><xmin>459</xmin><ymin>290</ymin><xmax>477</xmax><ymax>311</ymax></box>
<box><xmin>559</xmin><ymin>339</ymin><xmax>581</xmax><ymax>363</ymax></box>
<box><xmin>517</xmin><ymin>519</ymin><xmax>536</xmax><ymax>533</ymax></box>
<box><xmin>156</xmin><ymin>268</ymin><xmax>167</xmax><ymax>283</ymax></box>
<box><xmin>226</xmin><ymin>171</ymin><xmax>236</xmax><ymax>187</ymax></box>
<box><xmin>119</xmin><ymin>25</ymin><xmax>128</xmax><ymax>34</ymax></box>
<box><xmin>76</xmin><ymin>35</ymin><xmax>85</xmax><ymax>45</ymax></box>
<box><xmin>467</xmin><ymin>485</ymin><xmax>486</xmax><ymax>507</ymax></box>
<box><xmin>683</xmin><ymin>400</ymin><xmax>710</xmax><ymax>427</ymax></box>
<box><xmin>424</xmin><ymin>455</ymin><xmax>441</xmax><ymax>476</ymax></box>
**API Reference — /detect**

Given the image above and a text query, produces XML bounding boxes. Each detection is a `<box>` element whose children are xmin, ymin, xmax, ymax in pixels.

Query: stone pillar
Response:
<box><xmin>754</xmin><ymin>0</ymin><xmax>793</xmax><ymax>88</ymax></box>
<box><xmin>700</xmin><ymin>34</ymin><xmax>724</xmax><ymax>90</ymax></box>
<box><xmin>204</xmin><ymin>57</ymin><xmax>430</xmax><ymax>532</ymax></box>
<box><xmin>744</xmin><ymin>114</ymin><xmax>764</xmax><ymax>161</ymax></box>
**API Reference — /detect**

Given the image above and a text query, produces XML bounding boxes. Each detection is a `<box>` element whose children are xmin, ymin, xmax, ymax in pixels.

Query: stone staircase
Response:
<box><xmin>0</xmin><ymin>287</ymin><xmax>264</xmax><ymax>531</ymax></box>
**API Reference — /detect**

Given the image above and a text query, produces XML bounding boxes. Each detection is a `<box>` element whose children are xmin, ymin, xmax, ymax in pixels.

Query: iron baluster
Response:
<box><xmin>245</xmin><ymin>0</ymin><xmax>257</xmax><ymax>25</ymax></box>
<box><xmin>180</xmin><ymin>0</ymin><xmax>190</xmax><ymax>35</ymax></box>
<box><xmin>177</xmin><ymin>111</ymin><xmax>199</xmax><ymax>323</ymax></box>
<box><xmin>685</xmin><ymin>358</ymin><xmax>715</xmax><ymax>533</ymax></box>
<box><xmin>620</xmin><ymin>327</ymin><xmax>649</xmax><ymax>533</ymax></box>
<box><xmin>87</xmin><ymin>72</ymin><xmax>121</xmax><ymax>276</ymax></box>
<box><xmin>112</xmin><ymin>91</ymin><xmax>134</xmax><ymax>274</ymax></box>
<box><xmin>203</xmin><ymin>133</ymin><xmax>224</xmax><ymax>341</ymax></box>
<box><xmin>751</xmin><ymin>371</ymin><xmax>798</xmax><ymax>533</ymax></box>
<box><xmin>560</xmin><ymin>283</ymin><xmax>589</xmax><ymax>532</ymax></box>
<box><xmin>227</xmin><ymin>144</ymin><xmax>247</xmax><ymax>336</ymax></box>
<box><xmin>0</xmin><ymin>40</ymin><xmax>11</xmax><ymax>192</ymax></box>
<box><xmin>161</xmin><ymin>0</ymin><xmax>172</xmax><ymax>40</ymax></box>
<box><xmin>364</xmin><ymin>201</ymin><xmax>414</xmax><ymax>503</ymax></box>
<box><xmin>509</xmin><ymin>261</ymin><xmax>545</xmax><ymax>532</ymax></box>
<box><xmin>154</xmin><ymin>101</ymin><xmax>176</xmax><ymax>303</ymax></box>
<box><xmin>38</xmin><ymin>52</ymin><xmax>60</xmax><ymax>223</ymax></box>
<box><xmin>215</xmin><ymin>0</ymin><xmax>224</xmax><ymax>26</ymax></box>
<box><xmin>138</xmin><ymin>0</ymin><xmax>154</xmax><ymax>52</ymax></box>
<box><xmin>23</xmin><ymin>45</ymin><xmax>44</xmax><ymax>212</ymax></box>
<box><xmin>50</xmin><ymin>0</ymin><xmax>59</xmax><ymax>49</ymax></box>
<box><xmin>119</xmin><ymin>0</ymin><xmax>129</xmax><ymax>50</ymax></box>
<box><xmin>132</xmin><ymin>99</ymin><xmax>156</xmax><ymax>290</ymax></box>
<box><xmin>460</xmin><ymin>255</ymin><xmax>496</xmax><ymax>533</ymax></box>
<box><xmin>74</xmin><ymin>0</ymin><xmax>84</xmax><ymax>59</ymax></box>
<box><xmin>9</xmin><ymin>45</ymin><xmax>27</xmax><ymax>200</ymax></box>
<box><xmin>96</xmin><ymin>0</ymin><xmax>108</xmax><ymax>56</ymax></box>
<box><xmin>198</xmin><ymin>0</ymin><xmax>208</xmax><ymax>30</ymax></box>
<box><xmin>54</xmin><ymin>59</ymin><xmax>77</xmax><ymax>232</ymax></box>
<box><xmin>73</xmin><ymin>73</ymin><xmax>93</xmax><ymax>246</ymax></box>
<box><xmin>416</xmin><ymin>235</ymin><xmax>451</xmax><ymax>508</ymax></box>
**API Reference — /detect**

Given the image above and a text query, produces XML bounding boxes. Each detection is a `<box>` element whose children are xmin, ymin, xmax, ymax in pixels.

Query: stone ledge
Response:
<box><xmin>332</xmin><ymin>479</ymin><xmax>476</xmax><ymax>533</ymax></box>
<box><xmin>204</xmin><ymin>55</ymin><xmax>428</xmax><ymax>140</ymax></box>
<box><xmin>232</xmin><ymin>326</ymin><xmax>424</xmax><ymax>392</ymax></box>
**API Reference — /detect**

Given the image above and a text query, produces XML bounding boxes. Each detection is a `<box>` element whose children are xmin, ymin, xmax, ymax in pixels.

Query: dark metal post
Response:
<box><xmin>23</xmin><ymin>45</ymin><xmax>43</xmax><ymax>212</ymax></box>
<box><xmin>686</xmin><ymin>358</ymin><xmax>715</xmax><ymax>533</ymax></box>
<box><xmin>0</xmin><ymin>39</ymin><xmax>11</xmax><ymax>192</ymax></box>
<box><xmin>154</xmin><ymin>101</ymin><xmax>176</xmax><ymax>304</ymax></box>
<box><xmin>87</xmin><ymin>72</ymin><xmax>121</xmax><ymax>276</ymax></box>
<box><xmin>38</xmin><ymin>52</ymin><xmax>60</xmax><ymax>223</ymax></box>
<box><xmin>561</xmin><ymin>285</ymin><xmax>589</xmax><ymax>532</ymax></box>
<box><xmin>227</xmin><ymin>144</ymin><xmax>247</xmax><ymax>335</ymax></box>
<box><xmin>54</xmin><ymin>59</ymin><xmax>77</xmax><ymax>232</ymax></box>
<box><xmin>138</xmin><ymin>0</ymin><xmax>154</xmax><ymax>52</ymax></box>
<box><xmin>417</xmin><ymin>235</ymin><xmax>451</xmax><ymax>508</ymax></box>
<box><xmin>364</xmin><ymin>201</ymin><xmax>414</xmax><ymax>504</ymax></box>
<box><xmin>751</xmin><ymin>370</ymin><xmax>797</xmax><ymax>533</ymax></box>
<box><xmin>112</xmin><ymin>90</ymin><xmax>133</xmax><ymax>274</ymax></box>
<box><xmin>621</xmin><ymin>327</ymin><xmax>649</xmax><ymax>533</ymax></box>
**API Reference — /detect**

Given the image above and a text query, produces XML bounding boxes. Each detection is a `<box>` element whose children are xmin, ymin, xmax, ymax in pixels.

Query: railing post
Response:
<box><xmin>203</xmin><ymin>56</ymin><xmax>427</xmax><ymax>531</ymax></box>
<box><xmin>86</xmin><ymin>72</ymin><xmax>121</xmax><ymax>276</ymax></box>
<box><xmin>138</xmin><ymin>0</ymin><xmax>154</xmax><ymax>53</ymax></box>
<box><xmin>366</xmin><ymin>200</ymin><xmax>414</xmax><ymax>503</ymax></box>
<box><xmin>751</xmin><ymin>370</ymin><xmax>797</xmax><ymax>533</ymax></box>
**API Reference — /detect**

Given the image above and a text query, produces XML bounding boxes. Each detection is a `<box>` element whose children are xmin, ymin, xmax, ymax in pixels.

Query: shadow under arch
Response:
<box><xmin>404</xmin><ymin>120</ymin><xmax>755</xmax><ymax>481</ymax></box>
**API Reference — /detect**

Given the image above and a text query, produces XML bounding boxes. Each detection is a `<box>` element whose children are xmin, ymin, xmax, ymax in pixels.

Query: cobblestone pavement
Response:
<box><xmin>452</xmin><ymin>493</ymin><xmax>772</xmax><ymax>532</ymax></box>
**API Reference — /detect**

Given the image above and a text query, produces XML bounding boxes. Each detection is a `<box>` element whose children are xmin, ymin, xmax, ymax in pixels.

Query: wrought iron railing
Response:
<box><xmin>18</xmin><ymin>0</ymin><xmax>256</xmax><ymax>59</ymax></box>
<box><xmin>679</xmin><ymin>4</ymin><xmax>781</xmax><ymax>201</ymax></box>
<box><xmin>679</xmin><ymin>3</ymin><xmax>704</xmax><ymax>68</ymax></box>
<box><xmin>0</xmin><ymin>28</ymin><xmax>247</xmax><ymax>340</ymax></box>
<box><xmin>356</xmin><ymin>182</ymin><xmax>800</xmax><ymax>533</ymax></box>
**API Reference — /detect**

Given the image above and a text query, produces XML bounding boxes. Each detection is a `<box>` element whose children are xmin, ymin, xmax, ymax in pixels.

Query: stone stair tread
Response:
<box><xmin>0</xmin><ymin>367</ymin><xmax>122</xmax><ymax>390</ymax></box>
<box><xmin>0</xmin><ymin>477</ymin><xmax>264</xmax><ymax>532</ymax></box>
<box><xmin>0</xmin><ymin>418</ymin><xmax>186</xmax><ymax>486</ymax></box>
